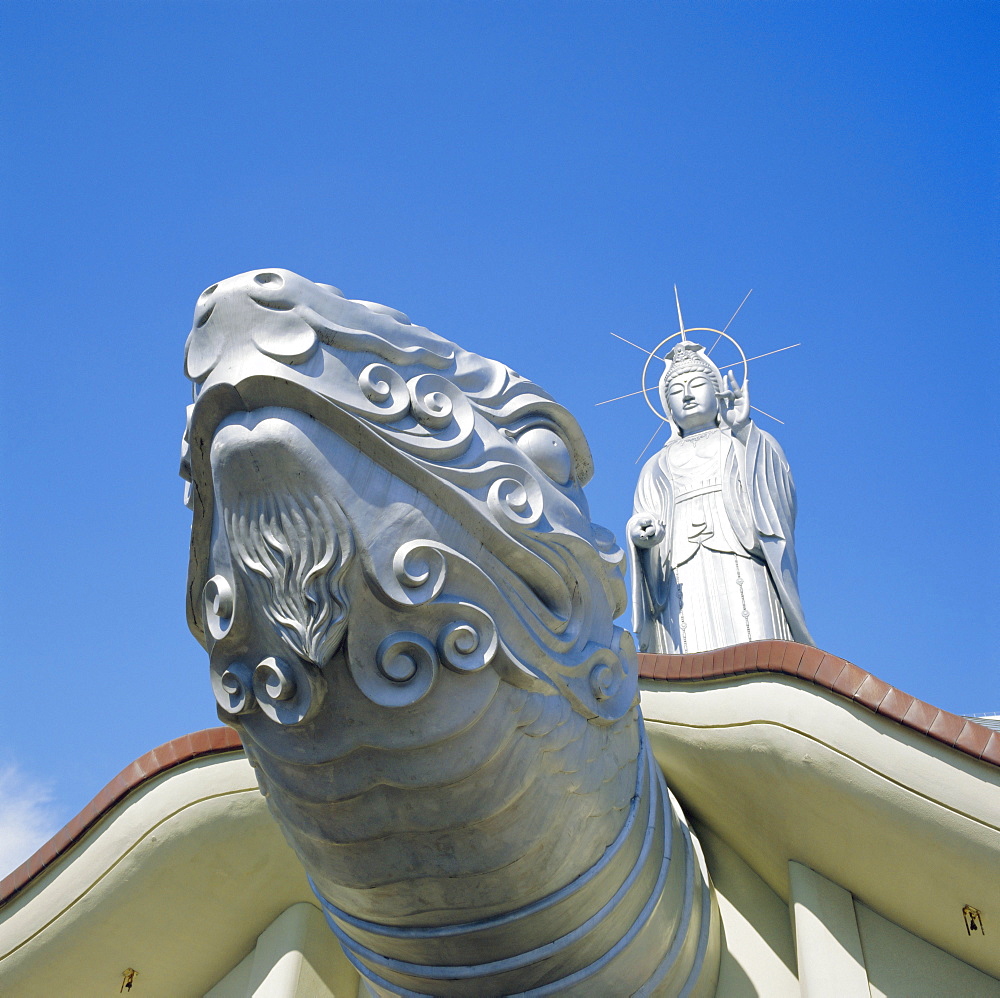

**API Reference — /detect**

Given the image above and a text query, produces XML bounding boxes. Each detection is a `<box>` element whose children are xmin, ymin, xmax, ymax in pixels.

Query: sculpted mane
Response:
<box><xmin>182</xmin><ymin>269</ymin><xmax>718</xmax><ymax>996</ymax></box>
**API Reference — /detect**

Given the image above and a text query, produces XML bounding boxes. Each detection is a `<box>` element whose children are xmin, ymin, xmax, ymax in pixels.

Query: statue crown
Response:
<box><xmin>660</xmin><ymin>342</ymin><xmax>722</xmax><ymax>392</ymax></box>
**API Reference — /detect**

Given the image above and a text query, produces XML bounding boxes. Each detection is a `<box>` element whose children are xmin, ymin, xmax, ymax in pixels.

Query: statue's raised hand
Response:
<box><xmin>717</xmin><ymin>371</ymin><xmax>750</xmax><ymax>437</ymax></box>
<box><xmin>629</xmin><ymin>513</ymin><xmax>665</xmax><ymax>549</ymax></box>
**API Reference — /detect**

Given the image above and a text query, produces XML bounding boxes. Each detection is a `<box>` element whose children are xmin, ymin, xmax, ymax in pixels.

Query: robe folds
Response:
<box><xmin>628</xmin><ymin>421</ymin><xmax>814</xmax><ymax>654</ymax></box>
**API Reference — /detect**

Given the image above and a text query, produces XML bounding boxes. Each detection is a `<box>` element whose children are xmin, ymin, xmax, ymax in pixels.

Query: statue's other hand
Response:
<box><xmin>629</xmin><ymin>514</ymin><xmax>665</xmax><ymax>549</ymax></box>
<box><xmin>718</xmin><ymin>371</ymin><xmax>750</xmax><ymax>433</ymax></box>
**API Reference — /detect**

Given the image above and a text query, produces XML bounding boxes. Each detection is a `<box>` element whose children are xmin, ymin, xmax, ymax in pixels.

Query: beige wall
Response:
<box><xmin>0</xmin><ymin>754</ymin><xmax>318</xmax><ymax>997</ymax></box>
<box><xmin>4</xmin><ymin>685</ymin><xmax>999</xmax><ymax>996</ymax></box>
<box><xmin>697</xmin><ymin>825</ymin><xmax>999</xmax><ymax>998</ymax></box>
<box><xmin>641</xmin><ymin>674</ymin><xmax>1000</xmax><ymax>982</ymax></box>
<box><xmin>206</xmin><ymin>903</ymin><xmax>360</xmax><ymax>998</ymax></box>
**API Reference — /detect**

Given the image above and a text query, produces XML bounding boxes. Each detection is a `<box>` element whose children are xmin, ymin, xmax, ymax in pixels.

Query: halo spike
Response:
<box><xmin>635</xmin><ymin>420</ymin><xmax>666</xmax><ymax>464</ymax></box>
<box><xmin>609</xmin><ymin>331</ymin><xmax>667</xmax><ymax>363</ymax></box>
<box><xmin>708</xmin><ymin>288</ymin><xmax>753</xmax><ymax>356</ymax></box>
<box><xmin>674</xmin><ymin>285</ymin><xmax>688</xmax><ymax>344</ymax></box>
<box><xmin>712</xmin><ymin>343</ymin><xmax>801</xmax><ymax>368</ymax></box>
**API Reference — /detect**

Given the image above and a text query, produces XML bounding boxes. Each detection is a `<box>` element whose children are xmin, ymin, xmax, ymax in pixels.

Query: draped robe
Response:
<box><xmin>628</xmin><ymin>421</ymin><xmax>814</xmax><ymax>654</ymax></box>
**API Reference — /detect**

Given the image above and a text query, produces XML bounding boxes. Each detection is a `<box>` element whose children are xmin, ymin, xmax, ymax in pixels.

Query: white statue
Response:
<box><xmin>628</xmin><ymin>338</ymin><xmax>814</xmax><ymax>654</ymax></box>
<box><xmin>182</xmin><ymin>269</ymin><xmax>719</xmax><ymax>996</ymax></box>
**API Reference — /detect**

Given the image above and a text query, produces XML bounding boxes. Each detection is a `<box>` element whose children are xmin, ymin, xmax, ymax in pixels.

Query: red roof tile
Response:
<box><xmin>636</xmin><ymin>643</ymin><xmax>998</xmax><ymax>774</ymax></box>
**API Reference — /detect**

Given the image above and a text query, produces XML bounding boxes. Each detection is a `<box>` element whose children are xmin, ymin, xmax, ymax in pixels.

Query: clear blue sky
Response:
<box><xmin>1</xmin><ymin>1</ymin><xmax>997</xmax><ymax>872</ymax></box>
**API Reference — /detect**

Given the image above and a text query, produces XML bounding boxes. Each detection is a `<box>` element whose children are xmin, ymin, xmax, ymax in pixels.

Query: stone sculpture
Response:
<box><xmin>181</xmin><ymin>270</ymin><xmax>719</xmax><ymax>996</ymax></box>
<box><xmin>628</xmin><ymin>339</ymin><xmax>813</xmax><ymax>654</ymax></box>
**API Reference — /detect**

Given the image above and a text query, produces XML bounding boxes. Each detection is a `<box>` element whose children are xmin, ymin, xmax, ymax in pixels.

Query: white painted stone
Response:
<box><xmin>182</xmin><ymin>269</ymin><xmax>720</xmax><ymax>996</ymax></box>
<box><xmin>628</xmin><ymin>341</ymin><xmax>813</xmax><ymax>653</ymax></box>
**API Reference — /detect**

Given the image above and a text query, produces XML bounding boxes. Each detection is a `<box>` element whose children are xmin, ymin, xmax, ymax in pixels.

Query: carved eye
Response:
<box><xmin>515</xmin><ymin>427</ymin><xmax>573</xmax><ymax>485</ymax></box>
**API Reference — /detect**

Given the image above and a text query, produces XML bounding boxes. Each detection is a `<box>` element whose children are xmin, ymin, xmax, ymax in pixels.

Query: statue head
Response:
<box><xmin>658</xmin><ymin>341</ymin><xmax>723</xmax><ymax>435</ymax></box>
<box><xmin>180</xmin><ymin>269</ymin><xmax>638</xmax><ymax>757</ymax></box>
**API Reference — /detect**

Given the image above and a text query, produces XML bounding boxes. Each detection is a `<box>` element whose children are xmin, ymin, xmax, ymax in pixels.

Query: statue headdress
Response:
<box><xmin>657</xmin><ymin>341</ymin><xmax>723</xmax><ymax>420</ymax></box>
<box><xmin>635</xmin><ymin>287</ymin><xmax>749</xmax><ymax>436</ymax></box>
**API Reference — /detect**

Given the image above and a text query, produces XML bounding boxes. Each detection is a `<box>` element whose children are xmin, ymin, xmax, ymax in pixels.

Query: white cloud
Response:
<box><xmin>0</xmin><ymin>764</ymin><xmax>61</xmax><ymax>877</ymax></box>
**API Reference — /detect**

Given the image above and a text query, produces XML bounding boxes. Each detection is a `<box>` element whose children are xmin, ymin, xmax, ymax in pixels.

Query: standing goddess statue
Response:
<box><xmin>627</xmin><ymin>339</ymin><xmax>814</xmax><ymax>654</ymax></box>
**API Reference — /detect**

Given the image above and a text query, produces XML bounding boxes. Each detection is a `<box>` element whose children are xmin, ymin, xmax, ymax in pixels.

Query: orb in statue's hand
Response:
<box><xmin>629</xmin><ymin>514</ymin><xmax>665</xmax><ymax>549</ymax></box>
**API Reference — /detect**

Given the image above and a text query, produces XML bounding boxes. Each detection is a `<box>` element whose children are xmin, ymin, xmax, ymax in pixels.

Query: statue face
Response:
<box><xmin>665</xmin><ymin>372</ymin><xmax>718</xmax><ymax>432</ymax></box>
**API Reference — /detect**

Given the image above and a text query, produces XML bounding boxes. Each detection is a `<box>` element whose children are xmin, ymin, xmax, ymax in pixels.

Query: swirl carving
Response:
<box><xmin>203</xmin><ymin>574</ymin><xmax>235</xmax><ymax>642</ymax></box>
<box><xmin>211</xmin><ymin>654</ymin><xmax>318</xmax><ymax>725</ymax></box>
<box><xmin>348</xmin><ymin>632</ymin><xmax>439</xmax><ymax>708</ymax></box>
<box><xmin>386</xmin><ymin>373</ymin><xmax>475</xmax><ymax>461</ymax></box>
<box><xmin>437</xmin><ymin>612</ymin><xmax>498</xmax><ymax>674</ymax></box>
<box><xmin>358</xmin><ymin>363</ymin><xmax>411</xmax><ymax>422</ymax></box>
<box><xmin>390</xmin><ymin>541</ymin><xmax>447</xmax><ymax>607</ymax></box>
<box><xmin>253</xmin><ymin>656</ymin><xmax>318</xmax><ymax>725</ymax></box>
<box><xmin>211</xmin><ymin>658</ymin><xmax>254</xmax><ymax>716</ymax></box>
<box><xmin>408</xmin><ymin>373</ymin><xmax>458</xmax><ymax>430</ymax></box>
<box><xmin>488</xmin><ymin>473</ymin><xmax>544</xmax><ymax>528</ymax></box>
<box><xmin>255</xmin><ymin>656</ymin><xmax>296</xmax><ymax>702</ymax></box>
<box><xmin>589</xmin><ymin>662</ymin><xmax>617</xmax><ymax>702</ymax></box>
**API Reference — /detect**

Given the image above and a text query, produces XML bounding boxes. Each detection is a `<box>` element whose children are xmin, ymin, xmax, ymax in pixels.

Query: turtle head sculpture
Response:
<box><xmin>181</xmin><ymin>269</ymin><xmax>718</xmax><ymax>996</ymax></box>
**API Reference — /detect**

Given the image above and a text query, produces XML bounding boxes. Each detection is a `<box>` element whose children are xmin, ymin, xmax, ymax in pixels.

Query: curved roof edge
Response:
<box><xmin>4</xmin><ymin>644</ymin><xmax>994</xmax><ymax>910</ymax></box>
<box><xmin>638</xmin><ymin>641</ymin><xmax>1000</xmax><ymax>768</ymax></box>
<box><xmin>0</xmin><ymin>726</ymin><xmax>243</xmax><ymax>908</ymax></box>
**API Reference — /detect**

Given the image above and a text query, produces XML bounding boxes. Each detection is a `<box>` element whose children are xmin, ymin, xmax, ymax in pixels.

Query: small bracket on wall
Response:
<box><xmin>120</xmin><ymin>968</ymin><xmax>137</xmax><ymax>992</ymax></box>
<box><xmin>962</xmin><ymin>905</ymin><xmax>984</xmax><ymax>936</ymax></box>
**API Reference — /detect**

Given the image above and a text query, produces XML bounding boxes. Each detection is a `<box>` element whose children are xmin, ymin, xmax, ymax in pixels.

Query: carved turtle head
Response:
<box><xmin>182</xmin><ymin>269</ymin><xmax>637</xmax><ymax>748</ymax></box>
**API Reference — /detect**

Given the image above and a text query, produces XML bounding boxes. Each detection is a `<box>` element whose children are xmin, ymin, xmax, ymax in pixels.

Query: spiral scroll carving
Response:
<box><xmin>407</xmin><ymin>373</ymin><xmax>459</xmax><ymax>430</ymax></box>
<box><xmin>210</xmin><ymin>654</ymin><xmax>319</xmax><ymax>725</ymax></box>
<box><xmin>253</xmin><ymin>655</ymin><xmax>318</xmax><ymax>725</ymax></box>
<box><xmin>437</xmin><ymin>613</ymin><xmax>497</xmax><ymax>673</ymax></box>
<box><xmin>348</xmin><ymin>632</ymin><xmax>439</xmax><ymax>708</ymax></box>
<box><xmin>203</xmin><ymin>574</ymin><xmax>235</xmax><ymax>642</ymax></box>
<box><xmin>358</xmin><ymin>363</ymin><xmax>411</xmax><ymax>422</ymax></box>
<box><xmin>390</xmin><ymin>541</ymin><xmax>448</xmax><ymax>607</ymax></box>
<box><xmin>396</xmin><ymin>373</ymin><xmax>477</xmax><ymax>460</ymax></box>
<box><xmin>211</xmin><ymin>658</ymin><xmax>254</xmax><ymax>716</ymax></box>
<box><xmin>488</xmin><ymin>473</ymin><xmax>544</xmax><ymax>528</ymax></box>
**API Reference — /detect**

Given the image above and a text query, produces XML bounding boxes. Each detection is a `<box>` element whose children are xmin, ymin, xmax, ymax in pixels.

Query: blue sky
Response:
<box><xmin>1</xmin><ymin>1</ymin><xmax>997</xmax><ymax>872</ymax></box>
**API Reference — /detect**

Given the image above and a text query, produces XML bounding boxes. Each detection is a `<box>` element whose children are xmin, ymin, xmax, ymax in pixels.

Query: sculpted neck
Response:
<box><xmin>239</xmin><ymin>668</ymin><xmax>642</xmax><ymax>928</ymax></box>
<box><xmin>677</xmin><ymin>418</ymin><xmax>719</xmax><ymax>437</ymax></box>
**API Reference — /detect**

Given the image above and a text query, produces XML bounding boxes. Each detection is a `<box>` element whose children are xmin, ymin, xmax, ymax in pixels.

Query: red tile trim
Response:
<box><xmin>797</xmin><ymin>646</ymin><xmax>826</xmax><ymax>682</ymax></box>
<box><xmin>878</xmin><ymin>687</ymin><xmax>914</xmax><ymax>723</ymax></box>
<box><xmin>778</xmin><ymin>641</ymin><xmax>804</xmax><ymax>675</ymax></box>
<box><xmin>900</xmin><ymin>698</ymin><xmax>939</xmax><ymax>736</ymax></box>
<box><xmin>637</xmin><ymin>643</ymin><xmax>998</xmax><ymax>771</ymax></box>
<box><xmin>854</xmin><ymin>674</ymin><xmax>892</xmax><ymax>712</ymax></box>
<box><xmin>955</xmin><ymin>721</ymin><xmax>992</xmax><ymax>759</ymax></box>
<box><xmin>982</xmin><ymin>732</ymin><xmax>1000</xmax><ymax>768</ymax></box>
<box><xmin>652</xmin><ymin>654</ymin><xmax>670</xmax><ymax>681</ymax></box>
<box><xmin>722</xmin><ymin>645</ymin><xmax>736</xmax><ymax>676</ymax></box>
<box><xmin>832</xmin><ymin>662</ymin><xmax>868</xmax><ymax>699</ymax></box>
<box><xmin>927</xmin><ymin>710</ymin><xmax>966</xmax><ymax>748</ymax></box>
<box><xmin>0</xmin><ymin>727</ymin><xmax>243</xmax><ymax>908</ymax></box>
